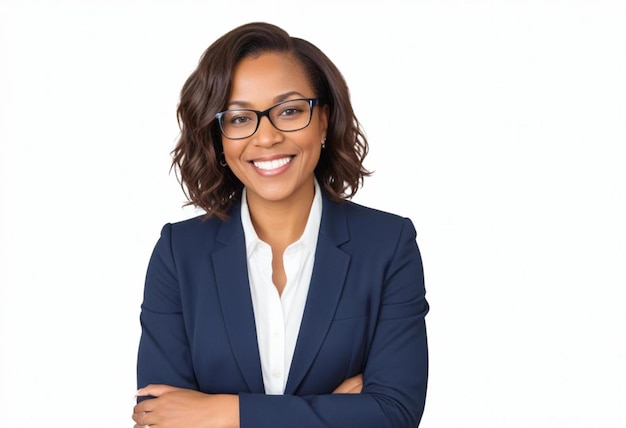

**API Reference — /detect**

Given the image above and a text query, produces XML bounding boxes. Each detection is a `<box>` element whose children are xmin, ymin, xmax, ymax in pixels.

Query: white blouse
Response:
<box><xmin>240</xmin><ymin>180</ymin><xmax>322</xmax><ymax>394</ymax></box>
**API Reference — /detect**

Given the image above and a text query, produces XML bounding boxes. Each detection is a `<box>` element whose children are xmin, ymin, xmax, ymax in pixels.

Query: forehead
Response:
<box><xmin>229</xmin><ymin>52</ymin><xmax>313</xmax><ymax>106</ymax></box>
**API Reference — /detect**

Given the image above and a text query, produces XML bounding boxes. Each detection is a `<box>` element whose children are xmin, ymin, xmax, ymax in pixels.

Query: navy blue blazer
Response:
<box><xmin>137</xmin><ymin>192</ymin><xmax>429</xmax><ymax>427</ymax></box>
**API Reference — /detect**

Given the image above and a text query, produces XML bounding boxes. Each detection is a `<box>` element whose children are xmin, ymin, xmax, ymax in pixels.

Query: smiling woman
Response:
<box><xmin>221</xmin><ymin>53</ymin><xmax>327</xmax><ymax>219</ymax></box>
<box><xmin>133</xmin><ymin>22</ymin><xmax>429</xmax><ymax>428</ymax></box>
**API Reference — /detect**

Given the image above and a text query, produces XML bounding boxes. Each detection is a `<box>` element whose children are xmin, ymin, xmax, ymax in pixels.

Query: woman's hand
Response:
<box><xmin>332</xmin><ymin>373</ymin><xmax>363</xmax><ymax>394</ymax></box>
<box><xmin>133</xmin><ymin>385</ymin><xmax>239</xmax><ymax>428</ymax></box>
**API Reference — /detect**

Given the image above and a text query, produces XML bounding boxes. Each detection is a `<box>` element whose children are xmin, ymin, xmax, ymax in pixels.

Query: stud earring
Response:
<box><xmin>321</xmin><ymin>137</ymin><xmax>326</xmax><ymax>148</ymax></box>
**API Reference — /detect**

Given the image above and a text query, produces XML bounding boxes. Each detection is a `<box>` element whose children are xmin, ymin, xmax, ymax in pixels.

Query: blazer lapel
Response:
<box><xmin>285</xmin><ymin>196</ymin><xmax>351</xmax><ymax>394</ymax></box>
<box><xmin>212</xmin><ymin>203</ymin><xmax>265</xmax><ymax>393</ymax></box>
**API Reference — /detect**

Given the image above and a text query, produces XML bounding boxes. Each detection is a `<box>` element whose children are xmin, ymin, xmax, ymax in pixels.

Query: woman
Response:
<box><xmin>133</xmin><ymin>22</ymin><xmax>429</xmax><ymax>428</ymax></box>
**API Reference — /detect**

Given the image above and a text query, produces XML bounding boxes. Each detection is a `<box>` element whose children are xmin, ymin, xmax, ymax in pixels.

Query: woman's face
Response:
<box><xmin>222</xmin><ymin>52</ymin><xmax>328</xmax><ymax>207</ymax></box>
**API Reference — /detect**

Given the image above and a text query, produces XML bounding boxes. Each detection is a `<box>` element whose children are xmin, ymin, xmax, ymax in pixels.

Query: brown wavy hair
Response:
<box><xmin>172</xmin><ymin>22</ymin><xmax>371</xmax><ymax>219</ymax></box>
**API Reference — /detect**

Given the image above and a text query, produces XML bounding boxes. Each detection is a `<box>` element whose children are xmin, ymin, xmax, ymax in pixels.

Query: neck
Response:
<box><xmin>246</xmin><ymin>182</ymin><xmax>315</xmax><ymax>249</ymax></box>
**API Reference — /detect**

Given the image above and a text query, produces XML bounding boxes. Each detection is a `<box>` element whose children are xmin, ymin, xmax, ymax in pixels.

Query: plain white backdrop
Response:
<box><xmin>1</xmin><ymin>0</ymin><xmax>624</xmax><ymax>427</ymax></box>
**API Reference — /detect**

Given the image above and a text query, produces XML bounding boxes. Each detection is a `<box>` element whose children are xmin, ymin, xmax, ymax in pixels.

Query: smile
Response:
<box><xmin>252</xmin><ymin>156</ymin><xmax>293</xmax><ymax>171</ymax></box>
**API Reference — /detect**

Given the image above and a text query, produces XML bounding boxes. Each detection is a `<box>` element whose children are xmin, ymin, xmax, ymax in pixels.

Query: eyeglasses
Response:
<box><xmin>215</xmin><ymin>98</ymin><xmax>322</xmax><ymax>140</ymax></box>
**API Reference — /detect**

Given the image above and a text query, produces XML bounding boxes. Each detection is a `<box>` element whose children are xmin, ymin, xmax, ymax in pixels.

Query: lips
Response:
<box><xmin>252</xmin><ymin>156</ymin><xmax>294</xmax><ymax>171</ymax></box>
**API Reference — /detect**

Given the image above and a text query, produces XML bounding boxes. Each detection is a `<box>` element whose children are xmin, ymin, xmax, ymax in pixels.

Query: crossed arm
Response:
<box><xmin>132</xmin><ymin>374</ymin><xmax>363</xmax><ymax>428</ymax></box>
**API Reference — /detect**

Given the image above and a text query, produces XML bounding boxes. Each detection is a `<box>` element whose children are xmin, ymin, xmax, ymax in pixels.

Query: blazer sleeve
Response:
<box><xmin>136</xmin><ymin>223</ymin><xmax>198</xmax><ymax>394</ymax></box>
<box><xmin>239</xmin><ymin>217</ymin><xmax>429</xmax><ymax>428</ymax></box>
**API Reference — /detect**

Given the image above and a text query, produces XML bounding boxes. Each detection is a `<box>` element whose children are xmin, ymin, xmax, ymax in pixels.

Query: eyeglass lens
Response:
<box><xmin>219</xmin><ymin>99</ymin><xmax>313</xmax><ymax>139</ymax></box>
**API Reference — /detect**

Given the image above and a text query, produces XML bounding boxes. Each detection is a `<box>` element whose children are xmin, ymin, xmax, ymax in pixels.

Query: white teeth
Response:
<box><xmin>253</xmin><ymin>157</ymin><xmax>292</xmax><ymax>171</ymax></box>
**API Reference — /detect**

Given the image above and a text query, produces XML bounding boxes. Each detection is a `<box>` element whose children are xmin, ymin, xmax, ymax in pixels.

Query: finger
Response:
<box><xmin>134</xmin><ymin>399</ymin><xmax>157</xmax><ymax>414</ymax></box>
<box><xmin>131</xmin><ymin>410</ymin><xmax>144</xmax><ymax>424</ymax></box>
<box><xmin>344</xmin><ymin>383</ymin><xmax>362</xmax><ymax>393</ymax></box>
<box><xmin>337</xmin><ymin>374</ymin><xmax>363</xmax><ymax>394</ymax></box>
<box><xmin>347</xmin><ymin>383</ymin><xmax>363</xmax><ymax>393</ymax></box>
<box><xmin>344</xmin><ymin>375</ymin><xmax>363</xmax><ymax>388</ymax></box>
<box><xmin>350</xmin><ymin>375</ymin><xmax>363</xmax><ymax>388</ymax></box>
<box><xmin>137</xmin><ymin>384</ymin><xmax>180</xmax><ymax>397</ymax></box>
<box><xmin>131</xmin><ymin>409</ymin><xmax>155</xmax><ymax>426</ymax></box>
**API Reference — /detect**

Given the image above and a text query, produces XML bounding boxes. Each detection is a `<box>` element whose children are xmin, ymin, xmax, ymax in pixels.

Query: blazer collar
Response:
<box><xmin>286</xmin><ymin>194</ymin><xmax>351</xmax><ymax>393</ymax></box>
<box><xmin>212</xmin><ymin>194</ymin><xmax>351</xmax><ymax>394</ymax></box>
<box><xmin>212</xmin><ymin>200</ymin><xmax>265</xmax><ymax>393</ymax></box>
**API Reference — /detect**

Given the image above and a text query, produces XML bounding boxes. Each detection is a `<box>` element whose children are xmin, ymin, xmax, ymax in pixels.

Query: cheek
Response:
<box><xmin>222</xmin><ymin>144</ymin><xmax>250</xmax><ymax>179</ymax></box>
<box><xmin>303</xmin><ymin>146</ymin><xmax>323</xmax><ymax>173</ymax></box>
<box><xmin>222</xmin><ymin>142</ymin><xmax>244</xmax><ymax>162</ymax></box>
<box><xmin>300</xmin><ymin>128</ymin><xmax>324</xmax><ymax>151</ymax></box>
<box><xmin>297</xmin><ymin>135</ymin><xmax>322</xmax><ymax>162</ymax></box>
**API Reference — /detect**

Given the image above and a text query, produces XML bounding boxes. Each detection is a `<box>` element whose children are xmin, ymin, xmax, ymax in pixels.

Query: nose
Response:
<box><xmin>252</xmin><ymin>115</ymin><xmax>282</xmax><ymax>147</ymax></box>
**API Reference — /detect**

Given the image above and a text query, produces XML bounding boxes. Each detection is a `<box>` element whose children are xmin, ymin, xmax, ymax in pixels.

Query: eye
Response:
<box><xmin>230</xmin><ymin>115</ymin><xmax>252</xmax><ymax>124</ymax></box>
<box><xmin>224</xmin><ymin>111</ymin><xmax>256</xmax><ymax>127</ymax></box>
<box><xmin>272</xmin><ymin>99</ymin><xmax>311</xmax><ymax>120</ymax></box>
<box><xmin>279</xmin><ymin>107</ymin><xmax>303</xmax><ymax>117</ymax></box>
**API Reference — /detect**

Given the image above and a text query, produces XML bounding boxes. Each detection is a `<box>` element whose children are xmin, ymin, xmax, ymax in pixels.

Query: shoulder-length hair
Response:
<box><xmin>172</xmin><ymin>22</ymin><xmax>371</xmax><ymax>219</ymax></box>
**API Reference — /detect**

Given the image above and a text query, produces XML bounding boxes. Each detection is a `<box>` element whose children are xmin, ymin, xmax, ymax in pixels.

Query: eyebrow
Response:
<box><xmin>227</xmin><ymin>91</ymin><xmax>308</xmax><ymax>109</ymax></box>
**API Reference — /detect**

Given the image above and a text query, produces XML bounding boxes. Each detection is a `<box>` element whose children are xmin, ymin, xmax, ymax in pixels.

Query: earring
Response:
<box><xmin>219</xmin><ymin>152</ymin><xmax>227</xmax><ymax>167</ymax></box>
<box><xmin>321</xmin><ymin>137</ymin><xmax>326</xmax><ymax>148</ymax></box>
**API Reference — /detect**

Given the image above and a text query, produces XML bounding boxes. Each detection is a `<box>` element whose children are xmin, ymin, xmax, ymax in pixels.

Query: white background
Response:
<box><xmin>1</xmin><ymin>0</ymin><xmax>624</xmax><ymax>427</ymax></box>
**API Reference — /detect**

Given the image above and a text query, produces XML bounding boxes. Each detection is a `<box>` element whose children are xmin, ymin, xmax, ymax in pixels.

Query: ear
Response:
<box><xmin>319</xmin><ymin>103</ymin><xmax>329</xmax><ymax>136</ymax></box>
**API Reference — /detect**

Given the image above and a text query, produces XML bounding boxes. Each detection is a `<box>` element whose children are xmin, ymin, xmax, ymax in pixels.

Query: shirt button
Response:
<box><xmin>272</xmin><ymin>370</ymin><xmax>281</xmax><ymax>379</ymax></box>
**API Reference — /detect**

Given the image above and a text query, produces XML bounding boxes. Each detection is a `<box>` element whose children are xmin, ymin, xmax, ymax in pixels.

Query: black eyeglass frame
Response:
<box><xmin>215</xmin><ymin>98</ymin><xmax>323</xmax><ymax>140</ymax></box>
